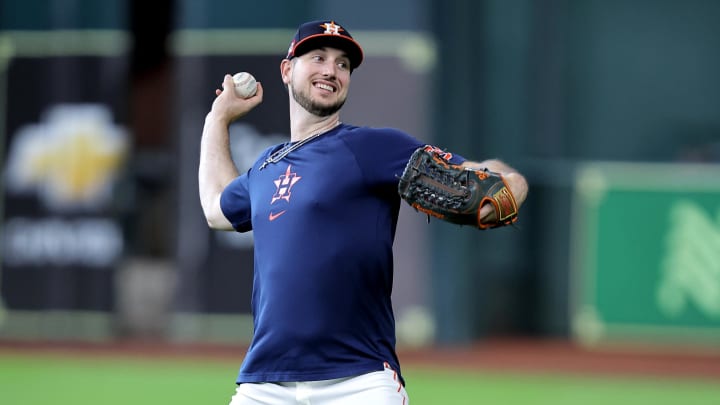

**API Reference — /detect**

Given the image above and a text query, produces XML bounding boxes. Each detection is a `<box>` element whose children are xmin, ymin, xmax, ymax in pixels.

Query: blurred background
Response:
<box><xmin>2</xmin><ymin>0</ymin><xmax>720</xmax><ymax>358</ymax></box>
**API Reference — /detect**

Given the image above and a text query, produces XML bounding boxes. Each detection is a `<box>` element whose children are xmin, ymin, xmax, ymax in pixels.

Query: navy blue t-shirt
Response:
<box><xmin>220</xmin><ymin>124</ymin><xmax>464</xmax><ymax>385</ymax></box>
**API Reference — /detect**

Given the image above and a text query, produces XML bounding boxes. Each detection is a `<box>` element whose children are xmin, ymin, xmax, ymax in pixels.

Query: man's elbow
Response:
<box><xmin>204</xmin><ymin>213</ymin><xmax>234</xmax><ymax>231</ymax></box>
<box><xmin>199</xmin><ymin>193</ymin><xmax>232</xmax><ymax>230</ymax></box>
<box><xmin>205</xmin><ymin>216</ymin><xmax>221</xmax><ymax>229</ymax></box>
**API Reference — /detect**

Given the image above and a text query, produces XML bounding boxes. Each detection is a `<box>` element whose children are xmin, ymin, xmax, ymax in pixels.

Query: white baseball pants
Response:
<box><xmin>228</xmin><ymin>363</ymin><xmax>408</xmax><ymax>405</ymax></box>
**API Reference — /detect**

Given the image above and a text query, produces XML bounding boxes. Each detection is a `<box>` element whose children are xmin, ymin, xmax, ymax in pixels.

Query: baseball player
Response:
<box><xmin>199</xmin><ymin>19</ymin><xmax>528</xmax><ymax>405</ymax></box>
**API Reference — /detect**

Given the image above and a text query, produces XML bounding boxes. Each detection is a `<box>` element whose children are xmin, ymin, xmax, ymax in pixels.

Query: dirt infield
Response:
<box><xmin>2</xmin><ymin>338</ymin><xmax>719</xmax><ymax>380</ymax></box>
<box><xmin>399</xmin><ymin>339</ymin><xmax>720</xmax><ymax>380</ymax></box>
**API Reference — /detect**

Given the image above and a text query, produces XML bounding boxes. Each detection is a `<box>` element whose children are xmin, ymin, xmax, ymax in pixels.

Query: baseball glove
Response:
<box><xmin>398</xmin><ymin>146</ymin><xmax>518</xmax><ymax>229</ymax></box>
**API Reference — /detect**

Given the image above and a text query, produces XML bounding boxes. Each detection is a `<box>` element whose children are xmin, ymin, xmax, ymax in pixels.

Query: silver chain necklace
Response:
<box><xmin>259</xmin><ymin>124</ymin><xmax>338</xmax><ymax>170</ymax></box>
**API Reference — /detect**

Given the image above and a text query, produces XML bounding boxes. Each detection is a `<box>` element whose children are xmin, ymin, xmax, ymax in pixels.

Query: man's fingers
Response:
<box><xmin>253</xmin><ymin>82</ymin><xmax>264</xmax><ymax>99</ymax></box>
<box><xmin>479</xmin><ymin>203</ymin><xmax>496</xmax><ymax>223</ymax></box>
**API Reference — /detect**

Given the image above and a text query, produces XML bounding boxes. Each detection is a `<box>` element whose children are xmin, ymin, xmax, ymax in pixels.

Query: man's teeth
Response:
<box><xmin>315</xmin><ymin>83</ymin><xmax>334</xmax><ymax>92</ymax></box>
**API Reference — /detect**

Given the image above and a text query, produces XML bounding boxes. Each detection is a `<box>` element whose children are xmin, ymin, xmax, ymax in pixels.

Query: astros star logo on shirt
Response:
<box><xmin>269</xmin><ymin>165</ymin><xmax>301</xmax><ymax>221</ymax></box>
<box><xmin>271</xmin><ymin>164</ymin><xmax>302</xmax><ymax>204</ymax></box>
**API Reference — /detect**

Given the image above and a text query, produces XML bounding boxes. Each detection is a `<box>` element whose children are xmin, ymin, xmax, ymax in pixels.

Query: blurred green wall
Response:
<box><xmin>432</xmin><ymin>0</ymin><xmax>720</xmax><ymax>341</ymax></box>
<box><xmin>0</xmin><ymin>0</ymin><xmax>126</xmax><ymax>29</ymax></box>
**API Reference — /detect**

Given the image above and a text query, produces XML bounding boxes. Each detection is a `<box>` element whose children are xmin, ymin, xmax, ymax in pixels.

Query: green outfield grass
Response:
<box><xmin>1</xmin><ymin>352</ymin><xmax>719</xmax><ymax>405</ymax></box>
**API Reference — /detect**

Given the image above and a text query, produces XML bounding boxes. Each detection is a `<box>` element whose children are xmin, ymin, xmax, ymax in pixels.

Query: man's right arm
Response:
<box><xmin>198</xmin><ymin>113</ymin><xmax>237</xmax><ymax>230</ymax></box>
<box><xmin>198</xmin><ymin>74</ymin><xmax>263</xmax><ymax>230</ymax></box>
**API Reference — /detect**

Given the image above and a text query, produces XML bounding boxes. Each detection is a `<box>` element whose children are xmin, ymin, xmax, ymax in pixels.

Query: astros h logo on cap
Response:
<box><xmin>286</xmin><ymin>20</ymin><xmax>364</xmax><ymax>71</ymax></box>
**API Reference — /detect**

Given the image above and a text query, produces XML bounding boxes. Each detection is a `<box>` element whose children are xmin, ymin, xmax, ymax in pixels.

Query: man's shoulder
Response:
<box><xmin>338</xmin><ymin>124</ymin><xmax>414</xmax><ymax>141</ymax></box>
<box><xmin>337</xmin><ymin>124</ymin><xmax>423</xmax><ymax>161</ymax></box>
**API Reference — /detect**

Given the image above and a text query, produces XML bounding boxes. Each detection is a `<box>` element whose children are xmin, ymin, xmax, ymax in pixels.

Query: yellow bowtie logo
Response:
<box><xmin>5</xmin><ymin>104</ymin><xmax>128</xmax><ymax>210</ymax></box>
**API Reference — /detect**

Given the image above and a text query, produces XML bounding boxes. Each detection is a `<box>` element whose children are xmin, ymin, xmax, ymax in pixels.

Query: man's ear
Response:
<box><xmin>280</xmin><ymin>59</ymin><xmax>292</xmax><ymax>86</ymax></box>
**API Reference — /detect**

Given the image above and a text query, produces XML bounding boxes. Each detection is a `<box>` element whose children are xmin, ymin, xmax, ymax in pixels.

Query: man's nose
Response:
<box><xmin>321</xmin><ymin>62</ymin><xmax>336</xmax><ymax>77</ymax></box>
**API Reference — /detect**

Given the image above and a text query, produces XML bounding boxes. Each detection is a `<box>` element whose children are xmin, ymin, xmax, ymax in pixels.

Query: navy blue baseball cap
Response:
<box><xmin>286</xmin><ymin>20</ymin><xmax>364</xmax><ymax>71</ymax></box>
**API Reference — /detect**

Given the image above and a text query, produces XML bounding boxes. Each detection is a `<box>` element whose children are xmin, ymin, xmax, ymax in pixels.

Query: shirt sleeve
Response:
<box><xmin>220</xmin><ymin>172</ymin><xmax>252</xmax><ymax>232</ymax></box>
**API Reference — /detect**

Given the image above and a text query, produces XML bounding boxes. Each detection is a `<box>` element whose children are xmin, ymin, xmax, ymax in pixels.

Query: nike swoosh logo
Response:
<box><xmin>268</xmin><ymin>210</ymin><xmax>287</xmax><ymax>221</ymax></box>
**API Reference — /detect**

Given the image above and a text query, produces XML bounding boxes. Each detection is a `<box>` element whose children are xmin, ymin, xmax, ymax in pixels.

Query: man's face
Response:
<box><xmin>286</xmin><ymin>47</ymin><xmax>352</xmax><ymax>117</ymax></box>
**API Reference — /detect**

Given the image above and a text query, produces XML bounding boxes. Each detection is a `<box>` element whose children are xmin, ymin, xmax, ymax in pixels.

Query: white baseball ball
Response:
<box><xmin>232</xmin><ymin>72</ymin><xmax>257</xmax><ymax>98</ymax></box>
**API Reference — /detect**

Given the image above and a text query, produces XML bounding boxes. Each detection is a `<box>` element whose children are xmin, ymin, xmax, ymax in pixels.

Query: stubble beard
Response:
<box><xmin>291</xmin><ymin>85</ymin><xmax>346</xmax><ymax>117</ymax></box>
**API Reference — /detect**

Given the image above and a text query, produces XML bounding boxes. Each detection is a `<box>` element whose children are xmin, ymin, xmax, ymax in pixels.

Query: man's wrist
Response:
<box><xmin>205</xmin><ymin>111</ymin><xmax>231</xmax><ymax>125</ymax></box>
